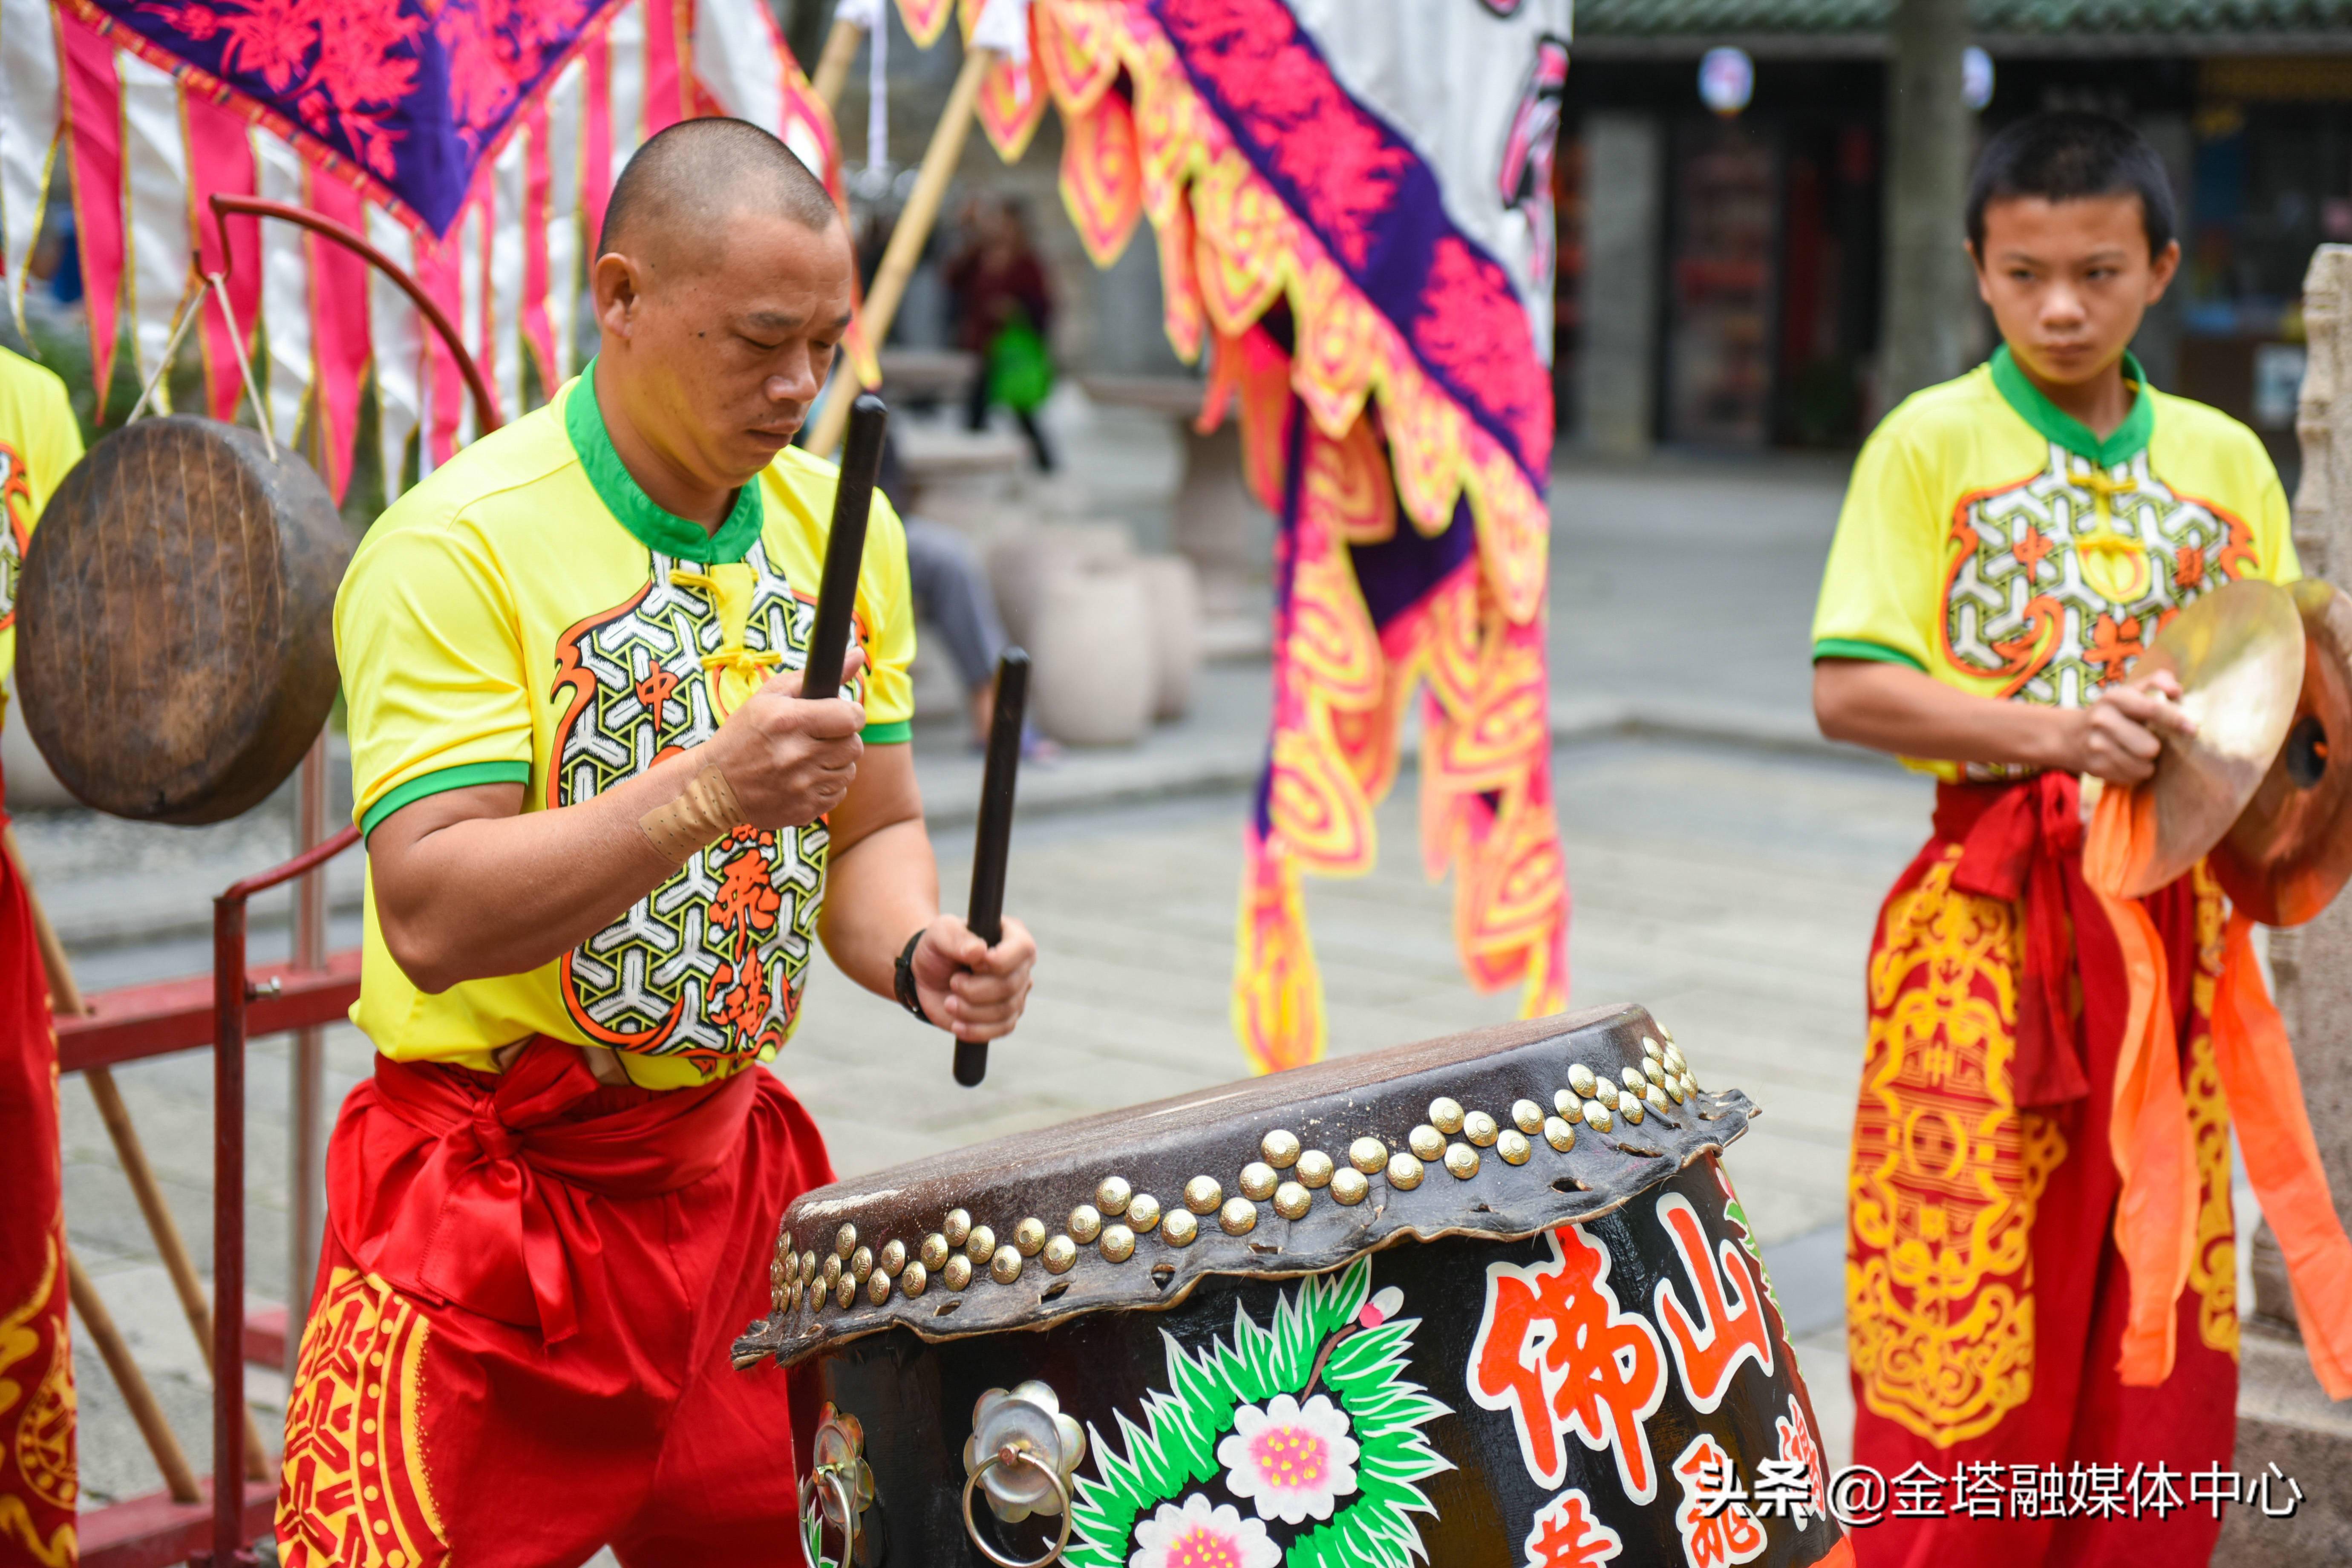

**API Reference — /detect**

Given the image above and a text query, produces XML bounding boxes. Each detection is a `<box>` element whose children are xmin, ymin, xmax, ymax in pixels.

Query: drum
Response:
<box><xmin>14</xmin><ymin>416</ymin><xmax>349</xmax><ymax>824</ymax></box>
<box><xmin>736</xmin><ymin>1007</ymin><xmax>1850</xmax><ymax>1568</ymax></box>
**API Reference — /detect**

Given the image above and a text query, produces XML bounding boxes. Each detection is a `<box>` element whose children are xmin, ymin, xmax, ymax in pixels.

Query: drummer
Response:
<box><xmin>0</xmin><ymin>343</ymin><xmax>86</xmax><ymax>1568</ymax></box>
<box><xmin>1812</xmin><ymin>112</ymin><xmax>2303</xmax><ymax>1565</ymax></box>
<box><xmin>274</xmin><ymin>118</ymin><xmax>1036</xmax><ymax>1568</ymax></box>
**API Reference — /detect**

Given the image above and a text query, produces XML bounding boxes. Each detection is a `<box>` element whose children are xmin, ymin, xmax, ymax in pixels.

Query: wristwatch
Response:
<box><xmin>894</xmin><ymin>928</ymin><xmax>934</xmax><ymax>1026</ymax></box>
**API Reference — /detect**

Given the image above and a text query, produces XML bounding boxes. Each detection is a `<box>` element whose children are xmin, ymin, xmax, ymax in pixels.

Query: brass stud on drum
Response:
<box><xmin>1330</xmin><ymin>1168</ymin><xmax>1370</xmax><ymax>1205</ymax></box>
<box><xmin>1220</xmin><ymin>1197</ymin><xmax>1258</xmax><ymax>1235</ymax></box>
<box><xmin>1497</xmin><ymin>1129</ymin><xmax>1532</xmax><ymax>1166</ymax></box>
<box><xmin>1099</xmin><ymin>1225</ymin><xmax>1136</xmax><ymax>1263</ymax></box>
<box><xmin>868</xmin><ymin>1270</ymin><xmax>891</xmax><ymax>1306</ymax></box>
<box><xmin>1042</xmin><ymin>1235</ymin><xmax>1078</xmax><ymax>1274</ymax></box>
<box><xmin>967</xmin><ymin>1226</ymin><xmax>998</xmax><ymax>1263</ymax></box>
<box><xmin>1274</xmin><ymin>1181</ymin><xmax>1311</xmax><ymax>1220</ymax></box>
<box><xmin>1665</xmin><ymin>1078</ymin><xmax>1688</xmax><ymax>1105</ymax></box>
<box><xmin>1568</xmin><ymin>1063</ymin><xmax>1598</xmax><ymax>1097</ymax></box>
<box><xmin>1621</xmin><ymin>1066</ymin><xmax>1648</xmax><ymax>1094</ymax></box>
<box><xmin>1463</xmin><ymin>1111</ymin><xmax>1499</xmax><ymax>1148</ymax></box>
<box><xmin>1387</xmin><ymin>1152</ymin><xmax>1426</xmax><ymax>1190</ymax></box>
<box><xmin>1512</xmin><ymin>1099</ymin><xmax>1545</xmax><ymax>1135</ymax></box>
<box><xmin>991</xmin><ymin>1245</ymin><xmax>1023</xmax><ymax>1285</ymax></box>
<box><xmin>1262</xmin><ymin>1130</ymin><xmax>1302</xmax><ymax>1169</ymax></box>
<box><xmin>1127</xmin><ymin>1194</ymin><xmax>1162</xmax><ymax>1232</ymax></box>
<box><xmin>1620</xmin><ymin>1097</ymin><xmax>1645</xmax><ymax>1125</ymax></box>
<box><xmin>821</xmin><ymin>1254</ymin><xmax>843</xmax><ymax>1289</ymax></box>
<box><xmin>1642</xmin><ymin>1035</ymin><xmax>1663</xmax><ymax>1061</ymax></box>
<box><xmin>1555</xmin><ymin>1090</ymin><xmax>1583</xmax><ymax>1122</ymax></box>
<box><xmin>850</xmin><ymin>1246</ymin><xmax>874</xmax><ymax>1283</ymax></box>
<box><xmin>1646</xmin><ymin>1085</ymin><xmax>1672</xmax><ymax>1117</ymax></box>
<box><xmin>1014</xmin><ymin>1219</ymin><xmax>1047</xmax><ymax>1258</ymax></box>
<box><xmin>945</xmin><ymin>1209</ymin><xmax>974</xmax><ymax>1247</ymax></box>
<box><xmin>1643</xmin><ymin>1059</ymin><xmax>1666</xmax><ymax>1086</ymax></box>
<box><xmin>801</xmin><ymin>1249</ymin><xmax>819</xmax><ymax>1282</ymax></box>
<box><xmin>879</xmin><ymin>1239</ymin><xmax>907</xmax><ymax>1277</ymax></box>
<box><xmin>1296</xmin><ymin>1150</ymin><xmax>1335</xmax><ymax>1189</ymax></box>
<box><xmin>1095</xmin><ymin>1177</ymin><xmax>1133</xmax><ymax>1216</ymax></box>
<box><xmin>1584</xmin><ymin>1100</ymin><xmax>1614</xmax><ymax>1133</ymax></box>
<box><xmin>1443</xmin><ymin>1144</ymin><xmax>1479</xmax><ymax>1180</ymax></box>
<box><xmin>902</xmin><ymin>1261</ymin><xmax>929</xmax><ymax>1297</ymax></box>
<box><xmin>836</xmin><ymin>1225</ymin><xmax>859</xmax><ymax>1260</ymax></box>
<box><xmin>1664</xmin><ymin>1043</ymin><xmax>1686</xmax><ymax>1073</ymax></box>
<box><xmin>1349</xmin><ymin>1137</ymin><xmax>1388</xmax><ymax>1174</ymax></box>
<box><xmin>1428</xmin><ymin>1097</ymin><xmax>1465</xmax><ymax>1135</ymax></box>
<box><xmin>944</xmin><ymin>1254</ymin><xmax>974</xmax><ymax>1291</ymax></box>
<box><xmin>921</xmin><ymin>1234</ymin><xmax>950</xmax><ymax>1271</ymax></box>
<box><xmin>1238</xmin><ymin>1162</ymin><xmax>1278</xmax><ymax>1201</ymax></box>
<box><xmin>1068</xmin><ymin>1205</ymin><xmax>1103</xmax><ymax>1244</ymax></box>
<box><xmin>1184</xmin><ymin>1176</ymin><xmax>1223</xmax><ymax>1214</ymax></box>
<box><xmin>1162</xmin><ymin>1210</ymin><xmax>1199</xmax><ymax>1246</ymax></box>
<box><xmin>1409</xmin><ymin>1124</ymin><xmax>1445</xmax><ymax>1160</ymax></box>
<box><xmin>836</xmin><ymin>1275</ymin><xmax>857</xmax><ymax>1310</ymax></box>
<box><xmin>1544</xmin><ymin>1115</ymin><xmax>1577</xmax><ymax>1152</ymax></box>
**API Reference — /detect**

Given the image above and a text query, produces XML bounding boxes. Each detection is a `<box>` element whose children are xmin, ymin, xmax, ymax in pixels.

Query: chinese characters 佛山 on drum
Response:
<box><xmin>735</xmin><ymin>1007</ymin><xmax>1852</xmax><ymax>1568</ymax></box>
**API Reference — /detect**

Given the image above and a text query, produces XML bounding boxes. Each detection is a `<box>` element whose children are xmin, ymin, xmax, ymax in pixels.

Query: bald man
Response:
<box><xmin>273</xmin><ymin>119</ymin><xmax>1036</xmax><ymax>1568</ymax></box>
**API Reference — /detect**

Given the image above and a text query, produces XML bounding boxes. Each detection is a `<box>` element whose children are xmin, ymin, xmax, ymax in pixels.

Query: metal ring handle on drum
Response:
<box><xmin>960</xmin><ymin>1446</ymin><xmax>1074</xmax><ymax>1568</ymax></box>
<box><xmin>798</xmin><ymin>1464</ymin><xmax>862</xmax><ymax>1568</ymax></box>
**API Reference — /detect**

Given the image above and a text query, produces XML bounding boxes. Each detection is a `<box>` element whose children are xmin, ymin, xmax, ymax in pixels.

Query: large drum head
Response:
<box><xmin>16</xmin><ymin>416</ymin><xmax>350</xmax><ymax>824</ymax></box>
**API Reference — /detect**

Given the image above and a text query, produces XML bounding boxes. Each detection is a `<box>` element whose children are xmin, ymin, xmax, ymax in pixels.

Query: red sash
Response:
<box><xmin>328</xmin><ymin>1038</ymin><xmax>759</xmax><ymax>1343</ymax></box>
<box><xmin>1932</xmin><ymin>774</ymin><xmax>2096</xmax><ymax>1107</ymax></box>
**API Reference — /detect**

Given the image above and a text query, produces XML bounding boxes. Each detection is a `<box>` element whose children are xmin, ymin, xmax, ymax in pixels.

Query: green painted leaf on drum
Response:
<box><xmin>1067</xmin><ymin>1257</ymin><xmax>1455</xmax><ymax>1568</ymax></box>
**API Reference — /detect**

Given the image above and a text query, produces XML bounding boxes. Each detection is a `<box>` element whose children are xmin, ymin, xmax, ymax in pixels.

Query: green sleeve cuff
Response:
<box><xmin>359</xmin><ymin>760</ymin><xmax>533</xmax><ymax>836</ymax></box>
<box><xmin>863</xmin><ymin>719</ymin><xmax>912</xmax><ymax>744</ymax></box>
<box><xmin>1812</xmin><ymin>638</ymin><xmax>1928</xmax><ymax>673</ymax></box>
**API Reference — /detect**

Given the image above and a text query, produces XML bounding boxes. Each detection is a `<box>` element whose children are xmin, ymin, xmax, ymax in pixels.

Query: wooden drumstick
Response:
<box><xmin>800</xmin><ymin>393</ymin><xmax>890</xmax><ymax>703</ymax></box>
<box><xmin>954</xmin><ymin>648</ymin><xmax>1029</xmax><ymax>1088</ymax></box>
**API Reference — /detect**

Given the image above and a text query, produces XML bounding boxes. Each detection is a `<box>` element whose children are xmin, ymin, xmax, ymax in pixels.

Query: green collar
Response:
<box><xmin>1989</xmin><ymin>343</ymin><xmax>2154</xmax><ymax>469</ymax></box>
<box><xmin>563</xmin><ymin>359</ymin><xmax>764</xmax><ymax>564</ymax></box>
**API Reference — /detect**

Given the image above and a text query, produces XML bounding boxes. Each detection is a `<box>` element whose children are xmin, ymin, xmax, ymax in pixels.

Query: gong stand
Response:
<box><xmin>25</xmin><ymin>199</ymin><xmax>500</xmax><ymax>1568</ymax></box>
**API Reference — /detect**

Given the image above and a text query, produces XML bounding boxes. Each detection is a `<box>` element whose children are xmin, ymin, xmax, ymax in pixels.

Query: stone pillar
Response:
<box><xmin>1880</xmin><ymin>0</ymin><xmax>1972</xmax><ymax>408</ymax></box>
<box><xmin>1575</xmin><ymin>112</ymin><xmax>1661</xmax><ymax>456</ymax></box>
<box><xmin>2218</xmin><ymin>244</ymin><xmax>2352</xmax><ymax>1567</ymax></box>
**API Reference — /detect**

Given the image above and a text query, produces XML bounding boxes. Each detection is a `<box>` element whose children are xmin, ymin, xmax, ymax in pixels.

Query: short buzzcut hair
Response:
<box><xmin>597</xmin><ymin>116</ymin><xmax>838</xmax><ymax>260</ymax></box>
<box><xmin>1966</xmin><ymin>111</ymin><xmax>2177</xmax><ymax>258</ymax></box>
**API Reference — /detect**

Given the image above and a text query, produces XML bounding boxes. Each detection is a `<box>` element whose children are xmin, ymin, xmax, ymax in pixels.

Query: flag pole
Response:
<box><xmin>803</xmin><ymin>43</ymin><xmax>998</xmax><ymax>461</ymax></box>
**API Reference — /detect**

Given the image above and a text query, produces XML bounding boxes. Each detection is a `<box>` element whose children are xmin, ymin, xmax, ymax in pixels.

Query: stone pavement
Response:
<box><xmin>36</xmin><ymin>449</ymin><xmax>1929</xmax><ymax>1544</ymax></box>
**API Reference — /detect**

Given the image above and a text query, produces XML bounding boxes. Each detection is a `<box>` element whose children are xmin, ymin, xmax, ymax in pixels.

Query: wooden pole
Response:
<box><xmin>67</xmin><ymin>1246</ymin><xmax>203</xmax><ymax>1504</ymax></box>
<box><xmin>3</xmin><ymin>824</ymin><xmax>272</xmax><ymax>1476</ymax></box>
<box><xmin>803</xmin><ymin>43</ymin><xmax>998</xmax><ymax>461</ymax></box>
<box><xmin>810</xmin><ymin>13</ymin><xmax>867</xmax><ymax>110</ymax></box>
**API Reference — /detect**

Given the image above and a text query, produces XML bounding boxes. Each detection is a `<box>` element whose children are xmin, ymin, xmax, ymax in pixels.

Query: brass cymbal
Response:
<box><xmin>2213</xmin><ymin>579</ymin><xmax>2352</xmax><ymax>925</ymax></box>
<box><xmin>2109</xmin><ymin>578</ymin><xmax>2306</xmax><ymax>898</ymax></box>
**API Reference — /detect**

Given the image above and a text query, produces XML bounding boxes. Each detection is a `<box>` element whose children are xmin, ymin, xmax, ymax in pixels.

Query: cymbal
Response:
<box><xmin>2107</xmin><ymin>578</ymin><xmax>2306</xmax><ymax>898</ymax></box>
<box><xmin>2213</xmin><ymin>579</ymin><xmax>2352</xmax><ymax>925</ymax></box>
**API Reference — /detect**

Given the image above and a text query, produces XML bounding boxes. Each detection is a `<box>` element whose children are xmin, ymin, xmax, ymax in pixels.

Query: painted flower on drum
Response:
<box><xmin>1216</xmin><ymin>1393</ymin><xmax>1362</xmax><ymax>1523</ymax></box>
<box><xmin>1127</xmin><ymin>1494</ymin><xmax>1281</xmax><ymax>1568</ymax></box>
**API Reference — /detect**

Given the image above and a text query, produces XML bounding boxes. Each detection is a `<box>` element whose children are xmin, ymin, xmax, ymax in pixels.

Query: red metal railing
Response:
<box><xmin>54</xmin><ymin>824</ymin><xmax>363</xmax><ymax>1568</ymax></box>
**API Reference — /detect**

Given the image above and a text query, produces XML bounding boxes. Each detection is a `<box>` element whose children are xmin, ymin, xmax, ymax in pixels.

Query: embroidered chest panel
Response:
<box><xmin>1</xmin><ymin>439</ymin><xmax>31</xmax><ymax>636</ymax></box>
<box><xmin>1943</xmin><ymin>441</ymin><xmax>2257</xmax><ymax>712</ymax></box>
<box><xmin>548</xmin><ymin>541</ymin><xmax>821</xmax><ymax>1079</ymax></box>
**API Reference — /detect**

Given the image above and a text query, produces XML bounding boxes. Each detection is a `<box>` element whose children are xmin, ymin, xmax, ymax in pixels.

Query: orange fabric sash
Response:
<box><xmin>2087</xmin><ymin>784</ymin><xmax>2352</xmax><ymax>1395</ymax></box>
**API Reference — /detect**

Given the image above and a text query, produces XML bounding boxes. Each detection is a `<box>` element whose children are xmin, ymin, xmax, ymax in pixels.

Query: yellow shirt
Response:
<box><xmin>339</xmin><ymin>369</ymin><xmax>916</xmax><ymax>1087</ymax></box>
<box><xmin>0</xmin><ymin>346</ymin><xmax>86</xmax><ymax>725</ymax></box>
<box><xmin>1812</xmin><ymin>346</ymin><xmax>2300</xmax><ymax>779</ymax></box>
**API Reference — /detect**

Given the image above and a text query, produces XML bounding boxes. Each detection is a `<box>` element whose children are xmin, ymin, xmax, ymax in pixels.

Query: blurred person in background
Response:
<box><xmin>946</xmin><ymin>195</ymin><xmax>1056</xmax><ymax>471</ymax></box>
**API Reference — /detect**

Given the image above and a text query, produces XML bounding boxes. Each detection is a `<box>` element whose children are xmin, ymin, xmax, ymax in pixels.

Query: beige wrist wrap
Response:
<box><xmin>639</xmin><ymin>766</ymin><xmax>748</xmax><ymax>863</ymax></box>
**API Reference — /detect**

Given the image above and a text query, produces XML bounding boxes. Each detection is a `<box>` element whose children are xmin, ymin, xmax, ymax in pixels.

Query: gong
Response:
<box><xmin>14</xmin><ymin>416</ymin><xmax>351</xmax><ymax>824</ymax></box>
